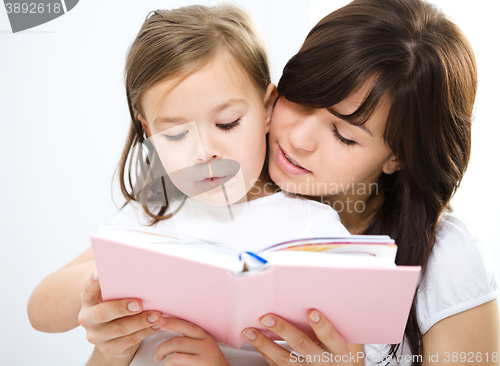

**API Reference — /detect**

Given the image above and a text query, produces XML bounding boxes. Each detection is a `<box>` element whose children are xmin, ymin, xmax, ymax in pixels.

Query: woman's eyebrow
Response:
<box><xmin>327</xmin><ymin>109</ymin><xmax>374</xmax><ymax>137</ymax></box>
<box><xmin>353</xmin><ymin>123</ymin><xmax>374</xmax><ymax>137</ymax></box>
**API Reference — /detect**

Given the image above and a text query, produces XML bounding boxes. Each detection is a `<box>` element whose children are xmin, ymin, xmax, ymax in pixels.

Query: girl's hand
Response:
<box><xmin>155</xmin><ymin>317</ymin><xmax>232</xmax><ymax>366</ymax></box>
<box><xmin>78</xmin><ymin>269</ymin><xmax>163</xmax><ymax>359</ymax></box>
<box><xmin>241</xmin><ymin>310</ymin><xmax>363</xmax><ymax>366</ymax></box>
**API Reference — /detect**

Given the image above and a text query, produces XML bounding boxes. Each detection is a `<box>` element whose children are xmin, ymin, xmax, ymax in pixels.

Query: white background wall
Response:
<box><xmin>0</xmin><ymin>0</ymin><xmax>498</xmax><ymax>365</ymax></box>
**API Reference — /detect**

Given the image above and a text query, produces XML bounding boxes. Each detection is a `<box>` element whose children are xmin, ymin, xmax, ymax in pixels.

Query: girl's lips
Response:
<box><xmin>199</xmin><ymin>176</ymin><xmax>228</xmax><ymax>187</ymax></box>
<box><xmin>276</xmin><ymin>145</ymin><xmax>311</xmax><ymax>175</ymax></box>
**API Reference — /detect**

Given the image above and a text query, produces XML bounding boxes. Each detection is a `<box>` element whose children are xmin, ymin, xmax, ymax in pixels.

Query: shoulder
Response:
<box><xmin>416</xmin><ymin>213</ymin><xmax>498</xmax><ymax>334</ymax></box>
<box><xmin>108</xmin><ymin>201</ymin><xmax>161</xmax><ymax>228</ymax></box>
<box><xmin>261</xmin><ymin>192</ymin><xmax>350</xmax><ymax>237</ymax></box>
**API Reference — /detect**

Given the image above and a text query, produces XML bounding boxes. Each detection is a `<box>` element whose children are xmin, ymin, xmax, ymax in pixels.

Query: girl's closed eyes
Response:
<box><xmin>164</xmin><ymin>118</ymin><xmax>242</xmax><ymax>142</ymax></box>
<box><xmin>217</xmin><ymin>118</ymin><xmax>241</xmax><ymax>131</ymax></box>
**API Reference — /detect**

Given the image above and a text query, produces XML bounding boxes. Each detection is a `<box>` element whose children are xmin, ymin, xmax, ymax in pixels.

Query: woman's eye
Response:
<box><xmin>165</xmin><ymin>130</ymin><xmax>189</xmax><ymax>141</ymax></box>
<box><xmin>332</xmin><ymin>125</ymin><xmax>356</xmax><ymax>146</ymax></box>
<box><xmin>216</xmin><ymin>118</ymin><xmax>241</xmax><ymax>131</ymax></box>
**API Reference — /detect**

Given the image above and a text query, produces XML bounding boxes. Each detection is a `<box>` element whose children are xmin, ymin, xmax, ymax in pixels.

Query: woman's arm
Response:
<box><xmin>422</xmin><ymin>299</ymin><xmax>499</xmax><ymax>365</ymax></box>
<box><xmin>27</xmin><ymin>247</ymin><xmax>95</xmax><ymax>332</ymax></box>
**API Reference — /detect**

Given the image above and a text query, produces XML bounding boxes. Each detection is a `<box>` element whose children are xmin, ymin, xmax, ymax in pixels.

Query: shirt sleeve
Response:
<box><xmin>416</xmin><ymin>215</ymin><xmax>498</xmax><ymax>334</ymax></box>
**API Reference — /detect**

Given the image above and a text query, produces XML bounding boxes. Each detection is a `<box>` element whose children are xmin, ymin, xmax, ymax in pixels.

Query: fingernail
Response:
<box><xmin>152</xmin><ymin>324</ymin><xmax>160</xmax><ymax>330</ymax></box>
<box><xmin>242</xmin><ymin>328</ymin><xmax>256</xmax><ymax>341</ymax></box>
<box><xmin>127</xmin><ymin>301</ymin><xmax>140</xmax><ymax>312</ymax></box>
<box><xmin>159</xmin><ymin>317</ymin><xmax>167</xmax><ymax>326</ymax></box>
<box><xmin>309</xmin><ymin>310</ymin><xmax>320</xmax><ymax>323</ymax></box>
<box><xmin>148</xmin><ymin>312</ymin><xmax>158</xmax><ymax>323</ymax></box>
<box><xmin>260</xmin><ymin>315</ymin><xmax>275</xmax><ymax>327</ymax></box>
<box><xmin>92</xmin><ymin>270</ymin><xmax>98</xmax><ymax>282</ymax></box>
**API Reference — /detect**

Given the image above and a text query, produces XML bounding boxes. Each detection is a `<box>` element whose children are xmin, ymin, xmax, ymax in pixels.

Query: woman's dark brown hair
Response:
<box><xmin>277</xmin><ymin>0</ymin><xmax>476</xmax><ymax>363</ymax></box>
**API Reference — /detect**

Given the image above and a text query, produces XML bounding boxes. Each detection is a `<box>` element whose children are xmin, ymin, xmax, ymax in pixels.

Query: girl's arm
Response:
<box><xmin>422</xmin><ymin>299</ymin><xmax>499</xmax><ymax>365</ymax></box>
<box><xmin>27</xmin><ymin>247</ymin><xmax>95</xmax><ymax>332</ymax></box>
<box><xmin>86</xmin><ymin>346</ymin><xmax>136</xmax><ymax>366</ymax></box>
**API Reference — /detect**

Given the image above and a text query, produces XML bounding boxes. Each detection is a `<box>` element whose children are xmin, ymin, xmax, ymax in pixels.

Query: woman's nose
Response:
<box><xmin>288</xmin><ymin>116</ymin><xmax>318</xmax><ymax>152</ymax></box>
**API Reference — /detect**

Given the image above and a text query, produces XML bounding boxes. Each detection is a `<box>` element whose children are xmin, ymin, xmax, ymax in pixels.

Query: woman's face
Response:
<box><xmin>268</xmin><ymin>80</ymin><xmax>399</xmax><ymax>199</ymax></box>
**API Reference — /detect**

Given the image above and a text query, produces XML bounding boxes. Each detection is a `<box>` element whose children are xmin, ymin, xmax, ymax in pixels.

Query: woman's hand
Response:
<box><xmin>241</xmin><ymin>310</ymin><xmax>364</xmax><ymax>366</ymax></box>
<box><xmin>155</xmin><ymin>317</ymin><xmax>232</xmax><ymax>365</ymax></box>
<box><xmin>78</xmin><ymin>269</ymin><xmax>163</xmax><ymax>359</ymax></box>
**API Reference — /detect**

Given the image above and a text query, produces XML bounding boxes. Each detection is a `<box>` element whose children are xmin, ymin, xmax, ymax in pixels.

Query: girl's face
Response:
<box><xmin>268</xmin><ymin>79</ymin><xmax>399</xmax><ymax>199</ymax></box>
<box><xmin>139</xmin><ymin>53</ymin><xmax>275</xmax><ymax>206</ymax></box>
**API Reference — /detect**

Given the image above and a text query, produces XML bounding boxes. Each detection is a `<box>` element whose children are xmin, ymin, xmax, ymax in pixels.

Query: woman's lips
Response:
<box><xmin>276</xmin><ymin>145</ymin><xmax>311</xmax><ymax>175</ymax></box>
<box><xmin>199</xmin><ymin>176</ymin><xmax>228</xmax><ymax>187</ymax></box>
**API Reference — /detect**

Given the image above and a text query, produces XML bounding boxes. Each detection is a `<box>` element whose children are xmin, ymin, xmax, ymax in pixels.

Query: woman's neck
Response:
<box><xmin>320</xmin><ymin>187</ymin><xmax>384</xmax><ymax>235</ymax></box>
<box><xmin>246</xmin><ymin>172</ymin><xmax>280</xmax><ymax>201</ymax></box>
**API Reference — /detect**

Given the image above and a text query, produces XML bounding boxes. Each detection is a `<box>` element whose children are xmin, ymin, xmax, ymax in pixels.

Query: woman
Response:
<box><xmin>240</xmin><ymin>0</ymin><xmax>499</xmax><ymax>364</ymax></box>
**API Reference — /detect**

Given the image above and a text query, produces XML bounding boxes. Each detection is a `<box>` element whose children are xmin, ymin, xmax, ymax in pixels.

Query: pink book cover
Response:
<box><xmin>91</xmin><ymin>234</ymin><xmax>421</xmax><ymax>348</ymax></box>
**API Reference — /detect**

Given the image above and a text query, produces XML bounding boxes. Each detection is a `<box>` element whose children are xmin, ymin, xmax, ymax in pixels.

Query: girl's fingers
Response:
<box><xmin>158</xmin><ymin>317</ymin><xmax>207</xmax><ymax>340</ymax></box>
<box><xmin>98</xmin><ymin>325</ymin><xmax>160</xmax><ymax>357</ymax></box>
<box><xmin>105</xmin><ymin>311</ymin><xmax>162</xmax><ymax>341</ymax></box>
<box><xmin>306</xmin><ymin>310</ymin><xmax>350</xmax><ymax>356</ymax></box>
<box><xmin>85</xmin><ymin>310</ymin><xmax>162</xmax><ymax>344</ymax></box>
<box><xmin>154</xmin><ymin>336</ymin><xmax>201</xmax><ymax>362</ymax></box>
<box><xmin>162</xmin><ymin>353</ymin><xmax>197</xmax><ymax>366</ymax></box>
<box><xmin>258</xmin><ymin>314</ymin><xmax>324</xmax><ymax>359</ymax></box>
<box><xmin>241</xmin><ymin>327</ymin><xmax>293</xmax><ymax>366</ymax></box>
<box><xmin>81</xmin><ymin>269</ymin><xmax>102</xmax><ymax>306</ymax></box>
<box><xmin>83</xmin><ymin>298</ymin><xmax>144</xmax><ymax>325</ymax></box>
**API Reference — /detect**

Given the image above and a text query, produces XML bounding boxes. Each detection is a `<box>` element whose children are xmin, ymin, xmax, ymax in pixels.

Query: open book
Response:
<box><xmin>91</xmin><ymin>225</ymin><xmax>421</xmax><ymax>348</ymax></box>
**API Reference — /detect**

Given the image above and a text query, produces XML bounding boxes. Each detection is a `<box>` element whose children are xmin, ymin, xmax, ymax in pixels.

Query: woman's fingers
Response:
<box><xmin>258</xmin><ymin>314</ymin><xmax>324</xmax><ymax>358</ymax></box>
<box><xmin>241</xmin><ymin>327</ymin><xmax>293</xmax><ymax>366</ymax></box>
<box><xmin>158</xmin><ymin>317</ymin><xmax>207</xmax><ymax>340</ymax></box>
<box><xmin>306</xmin><ymin>310</ymin><xmax>350</xmax><ymax>357</ymax></box>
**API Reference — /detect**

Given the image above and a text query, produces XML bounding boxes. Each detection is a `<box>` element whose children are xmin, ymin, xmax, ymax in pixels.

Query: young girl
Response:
<box><xmin>27</xmin><ymin>4</ymin><xmax>352</xmax><ymax>366</ymax></box>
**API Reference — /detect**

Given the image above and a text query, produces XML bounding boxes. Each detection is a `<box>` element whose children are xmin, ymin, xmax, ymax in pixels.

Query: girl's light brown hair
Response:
<box><xmin>117</xmin><ymin>4</ymin><xmax>271</xmax><ymax>224</ymax></box>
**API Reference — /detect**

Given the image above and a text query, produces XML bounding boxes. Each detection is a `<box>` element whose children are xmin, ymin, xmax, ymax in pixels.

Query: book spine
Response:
<box><xmin>224</xmin><ymin>267</ymin><xmax>276</xmax><ymax>348</ymax></box>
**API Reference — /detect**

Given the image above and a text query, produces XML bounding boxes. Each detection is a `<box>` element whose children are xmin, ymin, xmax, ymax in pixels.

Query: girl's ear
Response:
<box><xmin>382</xmin><ymin>154</ymin><xmax>401</xmax><ymax>174</ymax></box>
<box><xmin>263</xmin><ymin>83</ymin><xmax>277</xmax><ymax>132</ymax></box>
<box><xmin>138</xmin><ymin>114</ymin><xmax>151</xmax><ymax>138</ymax></box>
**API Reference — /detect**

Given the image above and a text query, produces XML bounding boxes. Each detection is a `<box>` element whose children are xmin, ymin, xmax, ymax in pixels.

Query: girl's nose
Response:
<box><xmin>288</xmin><ymin>116</ymin><xmax>318</xmax><ymax>152</ymax></box>
<box><xmin>194</xmin><ymin>135</ymin><xmax>222</xmax><ymax>163</ymax></box>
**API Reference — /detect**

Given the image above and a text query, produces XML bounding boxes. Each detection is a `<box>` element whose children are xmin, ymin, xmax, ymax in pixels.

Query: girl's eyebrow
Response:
<box><xmin>152</xmin><ymin>98</ymin><xmax>248</xmax><ymax>127</ymax></box>
<box><xmin>152</xmin><ymin>116</ymin><xmax>188</xmax><ymax>126</ymax></box>
<box><xmin>209</xmin><ymin>98</ymin><xmax>247</xmax><ymax>114</ymax></box>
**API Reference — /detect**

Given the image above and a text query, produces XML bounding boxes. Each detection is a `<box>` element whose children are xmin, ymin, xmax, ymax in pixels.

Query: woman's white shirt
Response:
<box><xmin>364</xmin><ymin>214</ymin><xmax>498</xmax><ymax>365</ymax></box>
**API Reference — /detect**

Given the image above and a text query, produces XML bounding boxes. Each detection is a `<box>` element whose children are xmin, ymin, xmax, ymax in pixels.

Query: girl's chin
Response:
<box><xmin>191</xmin><ymin>184</ymin><xmax>248</xmax><ymax>207</ymax></box>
